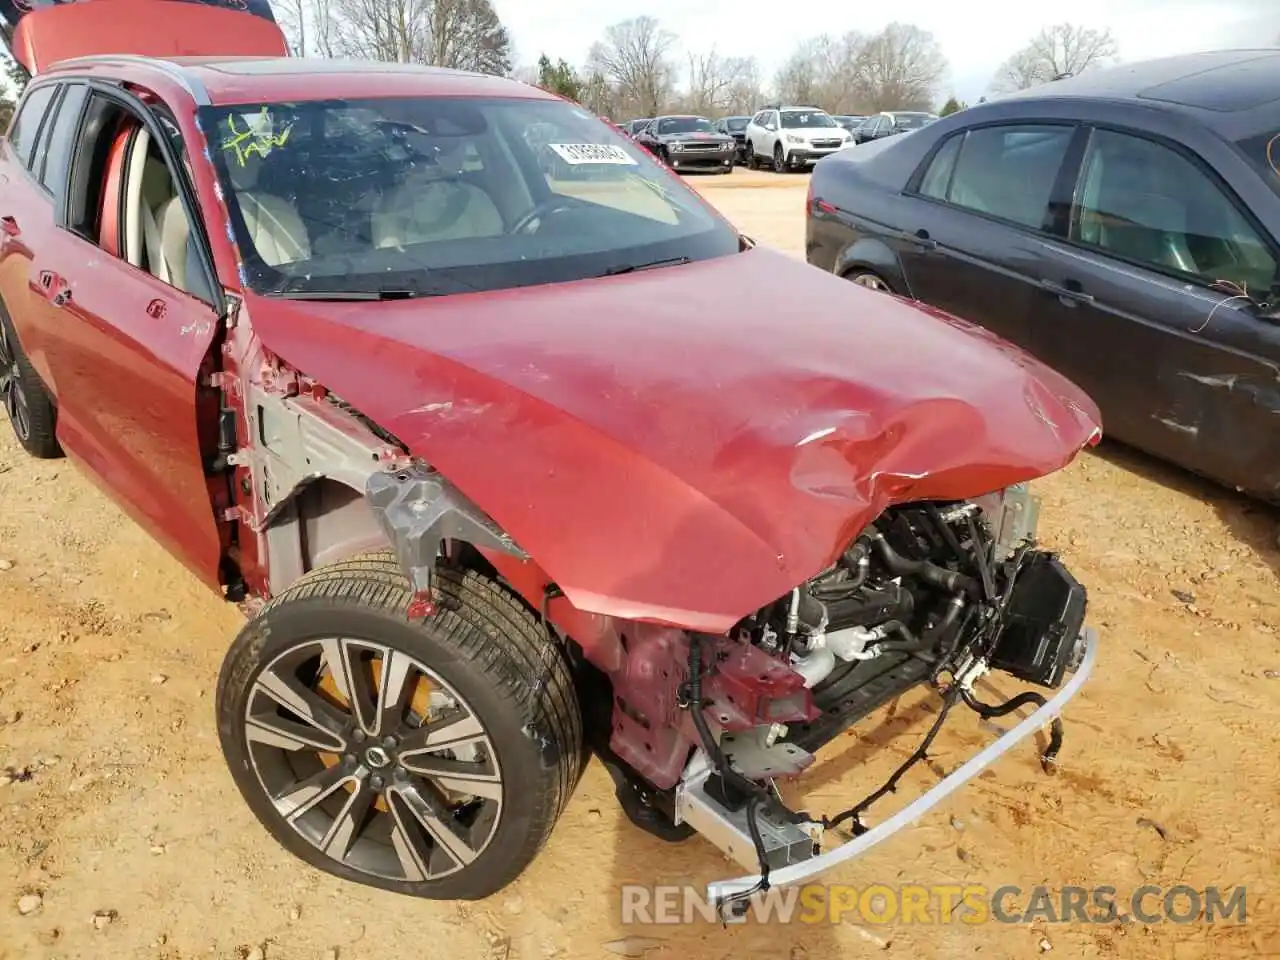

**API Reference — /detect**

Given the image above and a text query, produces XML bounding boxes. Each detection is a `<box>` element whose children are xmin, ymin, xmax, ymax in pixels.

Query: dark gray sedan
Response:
<box><xmin>806</xmin><ymin>50</ymin><xmax>1280</xmax><ymax>503</ymax></box>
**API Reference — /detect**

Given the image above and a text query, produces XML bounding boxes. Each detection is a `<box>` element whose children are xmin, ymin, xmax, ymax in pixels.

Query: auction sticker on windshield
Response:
<box><xmin>548</xmin><ymin>143</ymin><xmax>637</xmax><ymax>165</ymax></box>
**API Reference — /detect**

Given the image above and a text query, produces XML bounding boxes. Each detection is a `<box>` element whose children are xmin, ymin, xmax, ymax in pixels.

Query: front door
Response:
<box><xmin>28</xmin><ymin>89</ymin><xmax>226</xmax><ymax>587</ymax></box>
<box><xmin>1029</xmin><ymin>126</ymin><xmax>1280</xmax><ymax>495</ymax></box>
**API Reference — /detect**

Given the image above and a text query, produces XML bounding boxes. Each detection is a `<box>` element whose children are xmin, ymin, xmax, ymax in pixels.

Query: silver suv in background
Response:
<box><xmin>851</xmin><ymin>111</ymin><xmax>938</xmax><ymax>144</ymax></box>
<box><xmin>745</xmin><ymin>105</ymin><xmax>852</xmax><ymax>172</ymax></box>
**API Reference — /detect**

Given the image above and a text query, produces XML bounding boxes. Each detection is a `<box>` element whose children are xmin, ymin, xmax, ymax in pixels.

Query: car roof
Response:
<box><xmin>994</xmin><ymin>49</ymin><xmax>1280</xmax><ymax>133</ymax></box>
<box><xmin>46</xmin><ymin>54</ymin><xmax>556</xmax><ymax>106</ymax></box>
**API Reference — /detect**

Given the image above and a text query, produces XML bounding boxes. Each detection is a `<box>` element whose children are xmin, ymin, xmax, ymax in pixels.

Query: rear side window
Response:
<box><xmin>920</xmin><ymin>124</ymin><xmax>1074</xmax><ymax>229</ymax></box>
<box><xmin>918</xmin><ymin>135</ymin><xmax>963</xmax><ymax>197</ymax></box>
<box><xmin>39</xmin><ymin>85</ymin><xmax>89</xmax><ymax>196</ymax></box>
<box><xmin>9</xmin><ymin>84</ymin><xmax>57</xmax><ymax>169</ymax></box>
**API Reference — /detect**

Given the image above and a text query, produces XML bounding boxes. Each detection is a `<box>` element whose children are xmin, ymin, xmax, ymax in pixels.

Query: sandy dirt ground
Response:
<box><xmin>2</xmin><ymin>171</ymin><xmax>1278</xmax><ymax>960</ymax></box>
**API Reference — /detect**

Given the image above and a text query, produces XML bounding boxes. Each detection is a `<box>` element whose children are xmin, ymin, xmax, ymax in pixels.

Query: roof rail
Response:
<box><xmin>49</xmin><ymin>54</ymin><xmax>211</xmax><ymax>105</ymax></box>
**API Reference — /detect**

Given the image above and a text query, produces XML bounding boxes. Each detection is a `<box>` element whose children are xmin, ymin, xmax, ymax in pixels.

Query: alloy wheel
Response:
<box><xmin>0</xmin><ymin>322</ymin><xmax>30</xmax><ymax>442</ymax></box>
<box><xmin>773</xmin><ymin>145</ymin><xmax>786</xmax><ymax>173</ymax></box>
<box><xmin>852</xmin><ymin>272</ymin><xmax>890</xmax><ymax>292</ymax></box>
<box><xmin>244</xmin><ymin>638</ymin><xmax>504</xmax><ymax>883</ymax></box>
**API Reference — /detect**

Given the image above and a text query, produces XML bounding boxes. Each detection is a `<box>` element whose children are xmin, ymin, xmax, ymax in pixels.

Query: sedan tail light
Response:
<box><xmin>806</xmin><ymin>182</ymin><xmax>836</xmax><ymax>217</ymax></box>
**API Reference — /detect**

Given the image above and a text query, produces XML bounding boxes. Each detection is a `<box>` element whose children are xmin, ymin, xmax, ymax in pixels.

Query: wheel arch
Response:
<box><xmin>834</xmin><ymin>236</ymin><xmax>909</xmax><ymax>295</ymax></box>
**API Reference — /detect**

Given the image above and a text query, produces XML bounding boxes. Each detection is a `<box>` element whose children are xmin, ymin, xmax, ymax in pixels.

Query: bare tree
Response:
<box><xmin>852</xmin><ymin>23</ymin><xmax>947</xmax><ymax>112</ymax></box>
<box><xmin>993</xmin><ymin>23</ymin><xmax>1118</xmax><ymax>92</ymax></box>
<box><xmin>723</xmin><ymin>57</ymin><xmax>763</xmax><ymax>114</ymax></box>
<box><xmin>332</xmin><ymin>0</ymin><xmax>431</xmax><ymax>61</ymax></box>
<box><xmin>428</xmin><ymin>0</ymin><xmax>511</xmax><ymax>75</ymax></box>
<box><xmin>310</xmin><ymin>0</ymin><xmax>340</xmax><ymax>58</ymax></box>
<box><xmin>774</xmin><ymin>39</ymin><xmax>828</xmax><ymax>108</ymax></box>
<box><xmin>587</xmin><ymin>17</ymin><xmax>678</xmax><ymax>117</ymax></box>
<box><xmin>685</xmin><ymin>49</ymin><xmax>762</xmax><ymax>115</ymax></box>
<box><xmin>318</xmin><ymin>0</ymin><xmax>510</xmax><ymax>72</ymax></box>
<box><xmin>579</xmin><ymin>69</ymin><xmax>617</xmax><ymax>118</ymax></box>
<box><xmin>275</xmin><ymin>0</ymin><xmax>308</xmax><ymax>56</ymax></box>
<box><xmin>774</xmin><ymin>26</ymin><xmax>944</xmax><ymax>114</ymax></box>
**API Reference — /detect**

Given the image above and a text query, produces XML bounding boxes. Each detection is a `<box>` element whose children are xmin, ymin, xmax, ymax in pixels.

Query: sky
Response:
<box><xmin>493</xmin><ymin>0</ymin><xmax>1280</xmax><ymax>106</ymax></box>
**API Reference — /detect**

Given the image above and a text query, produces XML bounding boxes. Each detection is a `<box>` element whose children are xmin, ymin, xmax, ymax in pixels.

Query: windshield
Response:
<box><xmin>780</xmin><ymin>110</ymin><xmax>836</xmax><ymax>129</ymax></box>
<box><xmin>199</xmin><ymin>98</ymin><xmax>737</xmax><ymax>298</ymax></box>
<box><xmin>893</xmin><ymin>113</ymin><xmax>935</xmax><ymax>130</ymax></box>
<box><xmin>725</xmin><ymin>118</ymin><xmax>748</xmax><ymax>131</ymax></box>
<box><xmin>657</xmin><ymin>116</ymin><xmax>714</xmax><ymax>135</ymax></box>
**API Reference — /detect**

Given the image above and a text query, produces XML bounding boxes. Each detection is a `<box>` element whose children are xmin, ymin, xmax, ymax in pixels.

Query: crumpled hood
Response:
<box><xmin>246</xmin><ymin>247</ymin><xmax>1101</xmax><ymax>632</ymax></box>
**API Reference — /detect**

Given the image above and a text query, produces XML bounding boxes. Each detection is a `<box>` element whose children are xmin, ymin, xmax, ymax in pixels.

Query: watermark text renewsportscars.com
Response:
<box><xmin>620</xmin><ymin>884</ymin><xmax>1248</xmax><ymax>926</ymax></box>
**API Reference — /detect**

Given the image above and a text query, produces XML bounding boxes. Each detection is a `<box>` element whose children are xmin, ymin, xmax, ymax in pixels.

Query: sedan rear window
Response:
<box><xmin>919</xmin><ymin>125</ymin><xmax>1074</xmax><ymax>229</ymax></box>
<box><xmin>199</xmin><ymin>97</ymin><xmax>737</xmax><ymax>299</ymax></box>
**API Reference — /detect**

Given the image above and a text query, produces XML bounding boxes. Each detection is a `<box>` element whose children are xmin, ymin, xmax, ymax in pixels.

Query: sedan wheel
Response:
<box><xmin>218</xmin><ymin>556</ymin><xmax>583</xmax><ymax>899</ymax></box>
<box><xmin>849</xmin><ymin>270</ymin><xmax>892</xmax><ymax>292</ymax></box>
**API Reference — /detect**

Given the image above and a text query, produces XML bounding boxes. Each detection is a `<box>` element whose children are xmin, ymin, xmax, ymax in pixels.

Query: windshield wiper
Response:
<box><xmin>601</xmin><ymin>256</ymin><xmax>693</xmax><ymax>277</ymax></box>
<box><xmin>275</xmin><ymin>288</ymin><xmax>419</xmax><ymax>301</ymax></box>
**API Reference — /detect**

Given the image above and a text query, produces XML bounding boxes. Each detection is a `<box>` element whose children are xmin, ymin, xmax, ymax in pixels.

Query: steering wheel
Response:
<box><xmin>509</xmin><ymin>197</ymin><xmax>578</xmax><ymax>235</ymax></box>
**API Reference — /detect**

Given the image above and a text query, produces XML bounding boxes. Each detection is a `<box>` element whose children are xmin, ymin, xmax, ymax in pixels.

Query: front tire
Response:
<box><xmin>773</xmin><ymin>143</ymin><xmax>787</xmax><ymax>173</ymax></box>
<box><xmin>216</xmin><ymin>554</ymin><xmax>583</xmax><ymax>900</ymax></box>
<box><xmin>0</xmin><ymin>309</ymin><xmax>60</xmax><ymax>459</ymax></box>
<box><xmin>746</xmin><ymin>143</ymin><xmax>759</xmax><ymax>170</ymax></box>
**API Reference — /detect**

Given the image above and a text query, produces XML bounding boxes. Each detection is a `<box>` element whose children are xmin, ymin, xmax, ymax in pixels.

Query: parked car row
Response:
<box><xmin>616</xmin><ymin>106</ymin><xmax>940</xmax><ymax>176</ymax></box>
<box><xmin>806</xmin><ymin>49</ymin><xmax>1280</xmax><ymax>502</ymax></box>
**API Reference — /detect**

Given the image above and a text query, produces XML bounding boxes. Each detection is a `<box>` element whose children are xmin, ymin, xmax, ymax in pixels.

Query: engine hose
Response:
<box><xmin>868</xmin><ymin>527</ymin><xmax>980</xmax><ymax>597</ymax></box>
<box><xmin>960</xmin><ymin>687</ymin><xmax>1064</xmax><ymax>773</ymax></box>
<box><xmin>924</xmin><ymin>594</ymin><xmax>965</xmax><ymax>647</ymax></box>
<box><xmin>868</xmin><ymin>596</ymin><xmax>962</xmax><ymax>657</ymax></box>
<box><xmin>929</xmin><ymin>605</ymin><xmax>977</xmax><ymax>685</ymax></box>
<box><xmin>839</xmin><ymin>541</ymin><xmax>871</xmax><ymax>587</ymax></box>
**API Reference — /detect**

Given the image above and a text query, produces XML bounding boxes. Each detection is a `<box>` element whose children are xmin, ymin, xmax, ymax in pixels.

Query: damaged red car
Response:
<box><xmin>0</xmin><ymin>0</ymin><xmax>1102</xmax><ymax>908</ymax></box>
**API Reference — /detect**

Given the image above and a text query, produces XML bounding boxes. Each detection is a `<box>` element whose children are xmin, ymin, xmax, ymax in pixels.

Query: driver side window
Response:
<box><xmin>1071</xmin><ymin>129</ymin><xmax>1276</xmax><ymax>292</ymax></box>
<box><xmin>69</xmin><ymin>93</ymin><xmax>215</xmax><ymax>304</ymax></box>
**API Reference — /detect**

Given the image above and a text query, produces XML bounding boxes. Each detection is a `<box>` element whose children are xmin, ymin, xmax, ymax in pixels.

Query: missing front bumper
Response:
<box><xmin>689</xmin><ymin>627</ymin><xmax>1098</xmax><ymax>906</ymax></box>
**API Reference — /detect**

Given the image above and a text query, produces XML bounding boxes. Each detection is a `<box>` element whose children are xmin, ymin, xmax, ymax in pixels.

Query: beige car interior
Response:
<box><xmin>371</xmin><ymin>138</ymin><xmax>505</xmax><ymax>248</ymax></box>
<box><xmin>122</xmin><ymin>125</ymin><xmax>196</xmax><ymax>290</ymax></box>
<box><xmin>226</xmin><ymin>149</ymin><xmax>311</xmax><ymax>266</ymax></box>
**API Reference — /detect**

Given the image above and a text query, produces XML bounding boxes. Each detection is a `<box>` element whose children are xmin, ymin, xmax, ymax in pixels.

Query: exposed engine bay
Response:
<box><xmin>587</xmin><ymin>483</ymin><xmax>1090</xmax><ymax>913</ymax></box>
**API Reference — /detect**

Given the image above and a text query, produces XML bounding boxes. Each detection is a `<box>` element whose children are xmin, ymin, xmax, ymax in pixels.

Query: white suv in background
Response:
<box><xmin>745</xmin><ymin>105</ymin><xmax>852</xmax><ymax>172</ymax></box>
